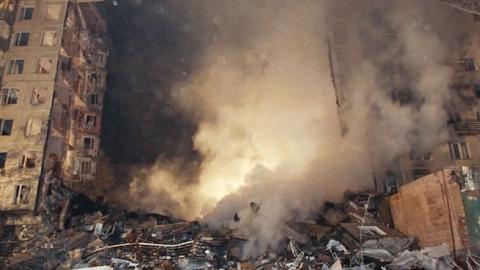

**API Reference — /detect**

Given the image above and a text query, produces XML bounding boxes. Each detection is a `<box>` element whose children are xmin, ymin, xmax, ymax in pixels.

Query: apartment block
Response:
<box><xmin>0</xmin><ymin>0</ymin><xmax>108</xmax><ymax>214</ymax></box>
<box><xmin>329</xmin><ymin>4</ymin><xmax>480</xmax><ymax>192</ymax></box>
<box><xmin>385</xmin><ymin>13</ymin><xmax>480</xmax><ymax>190</ymax></box>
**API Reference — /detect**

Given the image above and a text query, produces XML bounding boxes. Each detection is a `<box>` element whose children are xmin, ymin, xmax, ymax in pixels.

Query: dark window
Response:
<box><xmin>449</xmin><ymin>142</ymin><xmax>471</xmax><ymax>160</ymax></box>
<box><xmin>89</xmin><ymin>94</ymin><xmax>99</xmax><ymax>105</ymax></box>
<box><xmin>61</xmin><ymin>58</ymin><xmax>72</xmax><ymax>72</ymax></box>
<box><xmin>81</xmin><ymin>161</ymin><xmax>91</xmax><ymax>174</ymax></box>
<box><xmin>410</xmin><ymin>152</ymin><xmax>432</xmax><ymax>161</ymax></box>
<box><xmin>85</xmin><ymin>115</ymin><xmax>97</xmax><ymax>128</ymax></box>
<box><xmin>391</xmin><ymin>88</ymin><xmax>414</xmax><ymax>105</ymax></box>
<box><xmin>14</xmin><ymin>32</ymin><xmax>29</xmax><ymax>46</ymax></box>
<box><xmin>474</xmin><ymin>84</ymin><xmax>480</xmax><ymax>98</ymax></box>
<box><xmin>84</xmin><ymin>137</ymin><xmax>94</xmax><ymax>150</ymax></box>
<box><xmin>466</xmin><ymin>58</ymin><xmax>476</xmax><ymax>72</ymax></box>
<box><xmin>385</xmin><ymin>171</ymin><xmax>397</xmax><ymax>193</ymax></box>
<box><xmin>14</xmin><ymin>185</ymin><xmax>30</xmax><ymax>205</ymax></box>
<box><xmin>20</xmin><ymin>152</ymin><xmax>36</xmax><ymax>168</ymax></box>
<box><xmin>6</xmin><ymin>59</ymin><xmax>24</xmax><ymax>75</ymax></box>
<box><xmin>2</xmin><ymin>88</ymin><xmax>18</xmax><ymax>105</ymax></box>
<box><xmin>19</xmin><ymin>7</ymin><xmax>34</xmax><ymax>20</ymax></box>
<box><xmin>89</xmin><ymin>73</ymin><xmax>97</xmax><ymax>84</ymax></box>
<box><xmin>0</xmin><ymin>119</ymin><xmax>13</xmax><ymax>136</ymax></box>
<box><xmin>0</xmin><ymin>152</ymin><xmax>7</xmax><ymax>169</ymax></box>
<box><xmin>448</xmin><ymin>112</ymin><xmax>462</xmax><ymax>124</ymax></box>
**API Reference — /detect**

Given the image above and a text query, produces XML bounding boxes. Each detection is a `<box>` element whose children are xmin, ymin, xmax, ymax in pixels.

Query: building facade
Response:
<box><xmin>387</xmin><ymin>10</ymin><xmax>480</xmax><ymax>190</ymax></box>
<box><xmin>329</xmin><ymin>2</ymin><xmax>480</xmax><ymax>192</ymax></box>
<box><xmin>0</xmin><ymin>0</ymin><xmax>108</xmax><ymax>214</ymax></box>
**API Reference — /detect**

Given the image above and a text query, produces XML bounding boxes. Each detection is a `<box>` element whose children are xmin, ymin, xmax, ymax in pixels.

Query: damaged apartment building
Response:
<box><xmin>328</xmin><ymin>1</ymin><xmax>480</xmax><ymax>257</ymax></box>
<box><xmin>329</xmin><ymin>2</ymin><xmax>480</xmax><ymax>192</ymax></box>
<box><xmin>0</xmin><ymin>0</ymin><xmax>109</xmax><ymax>217</ymax></box>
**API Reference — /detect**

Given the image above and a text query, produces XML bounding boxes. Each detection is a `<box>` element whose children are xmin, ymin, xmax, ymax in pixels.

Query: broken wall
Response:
<box><xmin>389</xmin><ymin>168</ymin><xmax>469</xmax><ymax>252</ymax></box>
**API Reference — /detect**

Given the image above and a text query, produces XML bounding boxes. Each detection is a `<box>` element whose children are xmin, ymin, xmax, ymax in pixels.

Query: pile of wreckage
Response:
<box><xmin>0</xmin><ymin>184</ymin><xmax>475</xmax><ymax>269</ymax></box>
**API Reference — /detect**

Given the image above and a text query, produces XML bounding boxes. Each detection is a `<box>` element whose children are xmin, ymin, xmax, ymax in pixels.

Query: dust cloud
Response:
<box><xmin>114</xmin><ymin>0</ymin><xmax>471</xmax><ymax>257</ymax></box>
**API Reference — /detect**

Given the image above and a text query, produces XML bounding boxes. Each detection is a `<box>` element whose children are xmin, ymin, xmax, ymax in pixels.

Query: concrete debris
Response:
<box><xmin>389</xmin><ymin>246</ymin><xmax>457</xmax><ymax>270</ymax></box>
<box><xmin>360</xmin><ymin>236</ymin><xmax>415</xmax><ymax>262</ymax></box>
<box><xmin>282</xmin><ymin>223</ymin><xmax>310</xmax><ymax>244</ymax></box>
<box><xmin>0</xmin><ymin>184</ymin><xmax>467</xmax><ymax>269</ymax></box>
<box><xmin>326</xmin><ymin>239</ymin><xmax>349</xmax><ymax>256</ymax></box>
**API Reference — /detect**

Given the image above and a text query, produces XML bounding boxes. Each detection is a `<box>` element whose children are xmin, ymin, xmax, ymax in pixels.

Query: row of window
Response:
<box><xmin>410</xmin><ymin>152</ymin><xmax>432</xmax><ymax>161</ymax></box>
<box><xmin>3</xmin><ymin>4</ymin><xmax>67</xmax><ymax>207</ymax></box>
<box><xmin>1</xmin><ymin>87</ymin><xmax>100</xmax><ymax>107</ymax></box>
<box><xmin>0</xmin><ymin>152</ymin><xmax>36</xmax><ymax>169</ymax></box>
<box><xmin>0</xmin><ymin>136</ymin><xmax>96</xmax><ymax>170</ymax></box>
<box><xmin>1</xmin><ymin>87</ymin><xmax>48</xmax><ymax>105</ymax></box>
<box><xmin>18</xmin><ymin>5</ymin><xmax>62</xmax><ymax>22</ymax></box>
<box><xmin>13</xmin><ymin>31</ymin><xmax>58</xmax><ymax>47</ymax></box>
<box><xmin>0</xmin><ymin>137</ymin><xmax>95</xmax><ymax>170</ymax></box>
<box><xmin>448</xmin><ymin>112</ymin><xmax>480</xmax><ymax>122</ymax></box>
<box><xmin>0</xmin><ymin>118</ymin><xmax>42</xmax><ymax>137</ymax></box>
<box><xmin>0</xmin><ymin>114</ymin><xmax>98</xmax><ymax>138</ymax></box>
<box><xmin>6</xmin><ymin>58</ymin><xmax>53</xmax><ymax>75</ymax></box>
<box><xmin>410</xmin><ymin>142</ymin><xmax>472</xmax><ymax>161</ymax></box>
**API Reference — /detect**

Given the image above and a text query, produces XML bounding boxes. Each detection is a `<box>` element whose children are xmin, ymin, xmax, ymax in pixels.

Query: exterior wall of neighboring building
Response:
<box><xmin>391</xmin><ymin>14</ymin><xmax>480</xmax><ymax>189</ymax></box>
<box><xmin>389</xmin><ymin>168</ymin><xmax>470</xmax><ymax>252</ymax></box>
<box><xmin>0</xmin><ymin>0</ymin><xmax>108</xmax><ymax>212</ymax></box>
<box><xmin>329</xmin><ymin>6</ymin><xmax>480</xmax><ymax>193</ymax></box>
<box><xmin>0</xmin><ymin>0</ymin><xmax>69</xmax><ymax>212</ymax></box>
<box><xmin>384</xmin><ymin>137</ymin><xmax>480</xmax><ymax>189</ymax></box>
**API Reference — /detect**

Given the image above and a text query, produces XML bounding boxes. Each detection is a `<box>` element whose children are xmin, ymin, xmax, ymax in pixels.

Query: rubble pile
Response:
<box><xmin>0</xmin><ymin>186</ymin><xmax>464</xmax><ymax>269</ymax></box>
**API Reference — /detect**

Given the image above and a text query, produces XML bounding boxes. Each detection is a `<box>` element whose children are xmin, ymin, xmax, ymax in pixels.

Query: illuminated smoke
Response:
<box><xmin>121</xmin><ymin>0</ymin><xmax>471</xmax><ymax>257</ymax></box>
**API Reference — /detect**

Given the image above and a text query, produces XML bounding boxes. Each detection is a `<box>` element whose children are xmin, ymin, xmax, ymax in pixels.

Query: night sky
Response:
<box><xmin>100</xmin><ymin>1</ymin><xmax>204</xmax><ymax>165</ymax></box>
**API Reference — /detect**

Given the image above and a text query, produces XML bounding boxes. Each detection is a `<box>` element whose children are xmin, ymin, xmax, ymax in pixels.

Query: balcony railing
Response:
<box><xmin>449</xmin><ymin>120</ymin><xmax>480</xmax><ymax>135</ymax></box>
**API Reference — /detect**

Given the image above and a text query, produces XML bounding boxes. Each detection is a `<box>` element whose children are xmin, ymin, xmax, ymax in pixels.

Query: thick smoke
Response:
<box><xmin>108</xmin><ymin>0</ymin><xmax>472</xmax><ymax>257</ymax></box>
<box><xmin>336</xmin><ymin>0</ymin><xmax>468</xmax><ymax>165</ymax></box>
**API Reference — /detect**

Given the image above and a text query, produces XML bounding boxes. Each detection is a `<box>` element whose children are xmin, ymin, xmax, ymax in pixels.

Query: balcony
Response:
<box><xmin>448</xmin><ymin>120</ymin><xmax>480</xmax><ymax>135</ymax></box>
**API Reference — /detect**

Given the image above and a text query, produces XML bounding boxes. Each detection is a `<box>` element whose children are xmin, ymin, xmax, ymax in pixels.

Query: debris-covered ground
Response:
<box><xmin>0</xmin><ymin>181</ymin><xmax>475</xmax><ymax>270</ymax></box>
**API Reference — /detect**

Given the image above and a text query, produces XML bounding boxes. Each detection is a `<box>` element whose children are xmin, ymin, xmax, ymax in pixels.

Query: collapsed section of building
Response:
<box><xmin>0</xmin><ymin>0</ymin><xmax>109</xmax><ymax>218</ymax></box>
<box><xmin>2</xmin><ymin>167</ymin><xmax>480</xmax><ymax>269</ymax></box>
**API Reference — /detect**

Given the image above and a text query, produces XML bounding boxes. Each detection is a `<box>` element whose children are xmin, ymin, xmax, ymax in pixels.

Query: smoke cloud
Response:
<box><xmin>105</xmin><ymin>0</ymin><xmax>472</xmax><ymax>257</ymax></box>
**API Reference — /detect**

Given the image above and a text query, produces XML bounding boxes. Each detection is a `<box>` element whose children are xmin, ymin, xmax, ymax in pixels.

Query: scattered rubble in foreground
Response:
<box><xmin>0</xmin><ymin>183</ymin><xmax>475</xmax><ymax>270</ymax></box>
